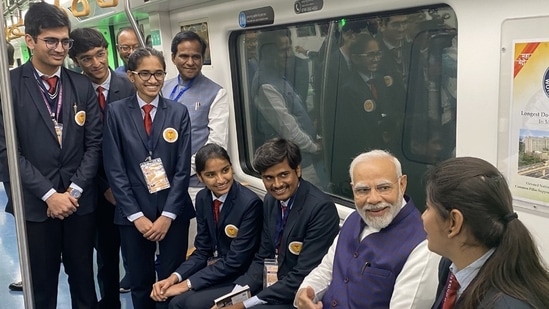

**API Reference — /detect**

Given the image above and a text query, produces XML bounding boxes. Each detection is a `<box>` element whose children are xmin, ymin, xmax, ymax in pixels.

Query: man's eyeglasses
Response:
<box><xmin>35</xmin><ymin>37</ymin><xmax>74</xmax><ymax>50</ymax></box>
<box><xmin>352</xmin><ymin>178</ymin><xmax>400</xmax><ymax>197</ymax></box>
<box><xmin>357</xmin><ymin>51</ymin><xmax>383</xmax><ymax>60</ymax></box>
<box><xmin>77</xmin><ymin>50</ymin><xmax>107</xmax><ymax>67</ymax></box>
<box><xmin>131</xmin><ymin>71</ymin><xmax>166</xmax><ymax>81</ymax></box>
<box><xmin>118</xmin><ymin>44</ymin><xmax>140</xmax><ymax>53</ymax></box>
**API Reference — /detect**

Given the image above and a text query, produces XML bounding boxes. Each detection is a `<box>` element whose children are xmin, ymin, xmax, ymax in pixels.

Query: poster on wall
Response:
<box><xmin>509</xmin><ymin>40</ymin><xmax>549</xmax><ymax>207</ymax></box>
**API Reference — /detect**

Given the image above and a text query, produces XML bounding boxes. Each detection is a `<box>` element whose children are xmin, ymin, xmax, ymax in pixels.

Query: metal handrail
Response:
<box><xmin>0</xmin><ymin>9</ymin><xmax>35</xmax><ymax>309</ymax></box>
<box><xmin>124</xmin><ymin>0</ymin><xmax>146</xmax><ymax>47</ymax></box>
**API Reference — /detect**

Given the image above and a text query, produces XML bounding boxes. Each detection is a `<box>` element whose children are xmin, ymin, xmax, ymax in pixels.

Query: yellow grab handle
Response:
<box><xmin>97</xmin><ymin>0</ymin><xmax>118</xmax><ymax>8</ymax></box>
<box><xmin>71</xmin><ymin>0</ymin><xmax>90</xmax><ymax>17</ymax></box>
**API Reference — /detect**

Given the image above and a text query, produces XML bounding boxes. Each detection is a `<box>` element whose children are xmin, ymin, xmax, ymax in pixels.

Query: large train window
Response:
<box><xmin>234</xmin><ymin>5</ymin><xmax>457</xmax><ymax>209</ymax></box>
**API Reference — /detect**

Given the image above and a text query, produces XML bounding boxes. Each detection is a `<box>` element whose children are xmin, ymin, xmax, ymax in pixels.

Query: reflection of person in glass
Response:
<box><xmin>330</xmin><ymin>33</ymin><xmax>405</xmax><ymax>196</ymax></box>
<box><xmin>252</xmin><ymin>29</ymin><xmax>322</xmax><ymax>187</ymax></box>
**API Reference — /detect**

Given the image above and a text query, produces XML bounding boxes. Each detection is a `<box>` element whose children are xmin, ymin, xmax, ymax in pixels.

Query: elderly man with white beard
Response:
<box><xmin>294</xmin><ymin>150</ymin><xmax>440</xmax><ymax>309</ymax></box>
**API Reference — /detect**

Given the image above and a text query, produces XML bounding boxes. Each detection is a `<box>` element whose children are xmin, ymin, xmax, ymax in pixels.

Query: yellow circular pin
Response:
<box><xmin>288</xmin><ymin>241</ymin><xmax>303</xmax><ymax>255</ymax></box>
<box><xmin>363</xmin><ymin>100</ymin><xmax>376</xmax><ymax>112</ymax></box>
<box><xmin>163</xmin><ymin>127</ymin><xmax>178</xmax><ymax>143</ymax></box>
<box><xmin>75</xmin><ymin>111</ymin><xmax>86</xmax><ymax>126</ymax></box>
<box><xmin>224</xmin><ymin>224</ymin><xmax>239</xmax><ymax>238</ymax></box>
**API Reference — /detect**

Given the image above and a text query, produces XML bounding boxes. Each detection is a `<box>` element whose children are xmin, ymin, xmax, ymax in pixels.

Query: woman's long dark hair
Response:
<box><xmin>426</xmin><ymin>157</ymin><xmax>549</xmax><ymax>308</ymax></box>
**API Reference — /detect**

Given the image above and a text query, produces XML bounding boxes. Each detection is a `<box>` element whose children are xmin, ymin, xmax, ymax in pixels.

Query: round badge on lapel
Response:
<box><xmin>288</xmin><ymin>241</ymin><xmax>303</xmax><ymax>255</ymax></box>
<box><xmin>75</xmin><ymin>111</ymin><xmax>86</xmax><ymax>126</ymax></box>
<box><xmin>225</xmin><ymin>224</ymin><xmax>239</xmax><ymax>238</ymax></box>
<box><xmin>384</xmin><ymin>75</ymin><xmax>393</xmax><ymax>87</ymax></box>
<box><xmin>163</xmin><ymin>128</ymin><xmax>178</xmax><ymax>143</ymax></box>
<box><xmin>363</xmin><ymin>100</ymin><xmax>376</xmax><ymax>112</ymax></box>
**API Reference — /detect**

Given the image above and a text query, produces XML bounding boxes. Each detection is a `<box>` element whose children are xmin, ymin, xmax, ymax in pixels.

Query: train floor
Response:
<box><xmin>0</xmin><ymin>184</ymin><xmax>134</xmax><ymax>309</ymax></box>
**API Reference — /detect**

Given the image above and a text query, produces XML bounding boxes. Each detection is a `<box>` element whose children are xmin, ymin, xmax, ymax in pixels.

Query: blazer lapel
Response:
<box><xmin>204</xmin><ymin>192</ymin><xmax>217</xmax><ymax>241</ymax></box>
<box><xmin>23</xmin><ymin>64</ymin><xmax>57</xmax><ymax>140</ymax></box>
<box><xmin>128</xmin><ymin>95</ymin><xmax>150</xmax><ymax>148</ymax></box>
<box><xmin>151</xmin><ymin>97</ymin><xmax>167</xmax><ymax>150</ymax></box>
<box><xmin>218</xmin><ymin>182</ymin><xmax>237</xmax><ymax>226</ymax></box>
<box><xmin>278</xmin><ymin>182</ymin><xmax>306</xmax><ymax>263</ymax></box>
<box><xmin>60</xmin><ymin>69</ymin><xmax>75</xmax><ymax>147</ymax></box>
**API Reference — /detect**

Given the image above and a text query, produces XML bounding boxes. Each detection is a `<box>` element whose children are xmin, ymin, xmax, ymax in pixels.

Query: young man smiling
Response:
<box><xmin>191</xmin><ymin>138</ymin><xmax>339</xmax><ymax>309</ymax></box>
<box><xmin>0</xmin><ymin>3</ymin><xmax>102</xmax><ymax>308</ymax></box>
<box><xmin>69</xmin><ymin>27</ymin><xmax>135</xmax><ymax>309</ymax></box>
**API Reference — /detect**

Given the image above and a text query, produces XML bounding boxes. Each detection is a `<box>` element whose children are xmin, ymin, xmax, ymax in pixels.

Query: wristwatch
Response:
<box><xmin>67</xmin><ymin>187</ymin><xmax>82</xmax><ymax>199</ymax></box>
<box><xmin>186</xmin><ymin>279</ymin><xmax>192</xmax><ymax>290</ymax></box>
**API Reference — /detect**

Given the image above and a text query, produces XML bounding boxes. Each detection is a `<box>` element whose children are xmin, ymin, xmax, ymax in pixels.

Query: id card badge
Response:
<box><xmin>54</xmin><ymin>120</ymin><xmax>63</xmax><ymax>148</ymax></box>
<box><xmin>139</xmin><ymin>157</ymin><xmax>171</xmax><ymax>194</ymax></box>
<box><xmin>263</xmin><ymin>258</ymin><xmax>278</xmax><ymax>288</ymax></box>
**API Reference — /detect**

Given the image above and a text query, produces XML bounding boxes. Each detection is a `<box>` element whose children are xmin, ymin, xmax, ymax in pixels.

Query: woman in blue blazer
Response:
<box><xmin>423</xmin><ymin>157</ymin><xmax>549</xmax><ymax>309</ymax></box>
<box><xmin>103</xmin><ymin>47</ymin><xmax>195</xmax><ymax>309</ymax></box>
<box><xmin>150</xmin><ymin>143</ymin><xmax>263</xmax><ymax>308</ymax></box>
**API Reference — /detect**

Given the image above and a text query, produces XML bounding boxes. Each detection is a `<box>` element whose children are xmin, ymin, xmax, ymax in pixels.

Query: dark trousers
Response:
<box><xmin>120</xmin><ymin>217</ymin><xmax>189</xmax><ymax>309</ymax></box>
<box><xmin>27</xmin><ymin>212</ymin><xmax>97</xmax><ymax>309</ymax></box>
<box><xmin>168</xmin><ymin>282</ymin><xmax>233</xmax><ymax>309</ymax></box>
<box><xmin>95</xmin><ymin>194</ymin><xmax>121</xmax><ymax>309</ymax></box>
<box><xmin>168</xmin><ymin>282</ymin><xmax>294</xmax><ymax>309</ymax></box>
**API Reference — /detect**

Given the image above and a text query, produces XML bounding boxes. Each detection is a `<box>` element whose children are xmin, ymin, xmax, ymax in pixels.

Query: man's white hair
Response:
<box><xmin>348</xmin><ymin>149</ymin><xmax>402</xmax><ymax>183</ymax></box>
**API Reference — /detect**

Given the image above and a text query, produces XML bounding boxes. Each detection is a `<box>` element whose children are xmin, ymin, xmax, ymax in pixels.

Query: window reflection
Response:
<box><xmin>236</xmin><ymin>5</ymin><xmax>457</xmax><ymax>210</ymax></box>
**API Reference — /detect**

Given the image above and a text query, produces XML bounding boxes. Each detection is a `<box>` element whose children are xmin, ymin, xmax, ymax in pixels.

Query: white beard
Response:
<box><xmin>356</xmin><ymin>191</ymin><xmax>403</xmax><ymax>230</ymax></box>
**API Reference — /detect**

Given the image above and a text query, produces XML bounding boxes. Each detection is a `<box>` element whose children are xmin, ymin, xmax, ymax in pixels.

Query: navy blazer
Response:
<box><xmin>102</xmin><ymin>94</ymin><xmax>195</xmax><ymax>225</ymax></box>
<box><xmin>432</xmin><ymin>257</ymin><xmax>533</xmax><ymax>309</ymax></box>
<box><xmin>235</xmin><ymin>179</ymin><xmax>339</xmax><ymax>305</ymax></box>
<box><xmin>0</xmin><ymin>62</ymin><xmax>102</xmax><ymax>222</ymax></box>
<box><xmin>175</xmin><ymin>181</ymin><xmax>263</xmax><ymax>290</ymax></box>
<box><xmin>96</xmin><ymin>70</ymin><xmax>135</xmax><ymax>194</ymax></box>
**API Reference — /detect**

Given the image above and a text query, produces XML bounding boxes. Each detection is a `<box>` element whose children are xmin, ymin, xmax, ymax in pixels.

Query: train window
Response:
<box><xmin>234</xmin><ymin>5</ymin><xmax>457</xmax><ymax>209</ymax></box>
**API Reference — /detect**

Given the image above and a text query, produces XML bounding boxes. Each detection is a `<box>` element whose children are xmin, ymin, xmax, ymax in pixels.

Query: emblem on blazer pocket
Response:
<box><xmin>288</xmin><ymin>241</ymin><xmax>303</xmax><ymax>255</ymax></box>
<box><xmin>163</xmin><ymin>128</ymin><xmax>178</xmax><ymax>143</ymax></box>
<box><xmin>225</xmin><ymin>224</ymin><xmax>239</xmax><ymax>238</ymax></box>
<box><xmin>363</xmin><ymin>100</ymin><xmax>376</xmax><ymax>112</ymax></box>
<box><xmin>75</xmin><ymin>111</ymin><xmax>86</xmax><ymax>126</ymax></box>
<box><xmin>384</xmin><ymin>75</ymin><xmax>393</xmax><ymax>87</ymax></box>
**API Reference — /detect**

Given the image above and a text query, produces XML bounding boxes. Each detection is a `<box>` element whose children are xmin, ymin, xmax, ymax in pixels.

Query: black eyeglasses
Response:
<box><xmin>35</xmin><ymin>37</ymin><xmax>74</xmax><ymax>50</ymax></box>
<box><xmin>118</xmin><ymin>44</ymin><xmax>140</xmax><ymax>53</ymax></box>
<box><xmin>131</xmin><ymin>71</ymin><xmax>167</xmax><ymax>81</ymax></box>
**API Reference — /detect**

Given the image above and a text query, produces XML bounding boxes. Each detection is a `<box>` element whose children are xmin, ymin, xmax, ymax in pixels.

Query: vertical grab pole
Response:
<box><xmin>124</xmin><ymin>0</ymin><xmax>146</xmax><ymax>47</ymax></box>
<box><xmin>0</xmin><ymin>12</ymin><xmax>35</xmax><ymax>309</ymax></box>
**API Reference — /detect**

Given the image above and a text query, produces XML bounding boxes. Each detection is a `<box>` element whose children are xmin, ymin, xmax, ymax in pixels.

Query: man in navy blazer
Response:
<box><xmin>103</xmin><ymin>47</ymin><xmax>195</xmax><ymax>309</ymax></box>
<box><xmin>69</xmin><ymin>27</ymin><xmax>135</xmax><ymax>309</ymax></box>
<box><xmin>0</xmin><ymin>3</ymin><xmax>102</xmax><ymax>308</ymax></box>
<box><xmin>200</xmin><ymin>138</ymin><xmax>339</xmax><ymax>309</ymax></box>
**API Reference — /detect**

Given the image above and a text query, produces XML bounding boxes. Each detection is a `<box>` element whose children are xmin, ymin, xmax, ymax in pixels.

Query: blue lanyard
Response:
<box><xmin>169</xmin><ymin>75</ymin><xmax>194</xmax><ymax>101</ymax></box>
<box><xmin>33</xmin><ymin>70</ymin><xmax>63</xmax><ymax>122</ymax></box>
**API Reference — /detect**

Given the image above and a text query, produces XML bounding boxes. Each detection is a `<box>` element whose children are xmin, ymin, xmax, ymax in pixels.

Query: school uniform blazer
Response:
<box><xmin>432</xmin><ymin>257</ymin><xmax>533</xmax><ymax>309</ymax></box>
<box><xmin>235</xmin><ymin>179</ymin><xmax>340</xmax><ymax>305</ymax></box>
<box><xmin>175</xmin><ymin>181</ymin><xmax>263</xmax><ymax>290</ymax></box>
<box><xmin>96</xmin><ymin>69</ymin><xmax>135</xmax><ymax>194</ymax></box>
<box><xmin>102</xmin><ymin>94</ymin><xmax>195</xmax><ymax>225</ymax></box>
<box><xmin>0</xmin><ymin>62</ymin><xmax>102</xmax><ymax>222</ymax></box>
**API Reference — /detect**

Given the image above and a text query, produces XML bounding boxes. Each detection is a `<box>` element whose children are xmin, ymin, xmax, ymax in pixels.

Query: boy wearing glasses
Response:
<box><xmin>69</xmin><ymin>27</ymin><xmax>135</xmax><ymax>309</ymax></box>
<box><xmin>0</xmin><ymin>2</ymin><xmax>102</xmax><ymax>308</ymax></box>
<box><xmin>295</xmin><ymin>149</ymin><xmax>439</xmax><ymax>309</ymax></box>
